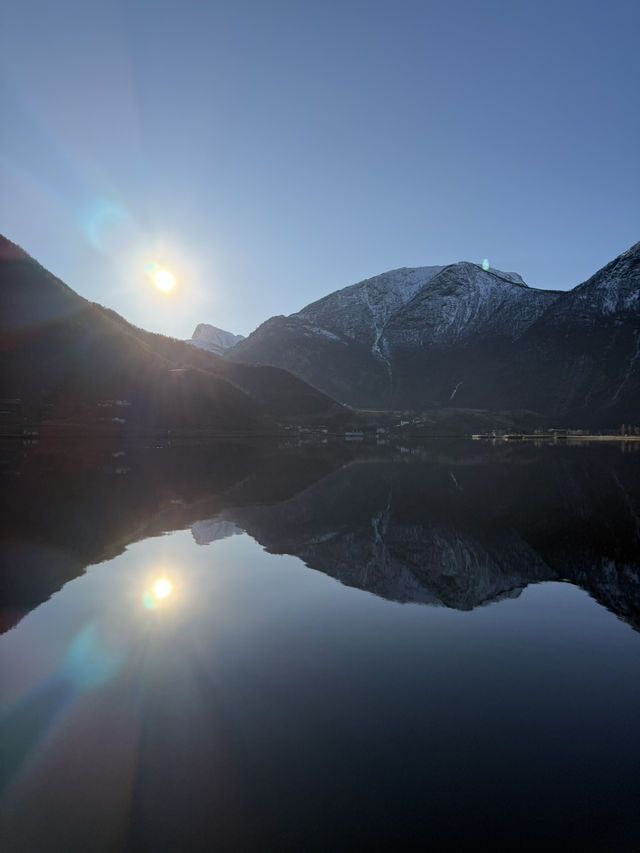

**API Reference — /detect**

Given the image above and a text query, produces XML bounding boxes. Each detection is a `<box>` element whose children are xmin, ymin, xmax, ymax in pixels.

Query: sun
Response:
<box><xmin>152</xmin><ymin>577</ymin><xmax>172</xmax><ymax>599</ymax></box>
<box><xmin>152</xmin><ymin>268</ymin><xmax>176</xmax><ymax>292</ymax></box>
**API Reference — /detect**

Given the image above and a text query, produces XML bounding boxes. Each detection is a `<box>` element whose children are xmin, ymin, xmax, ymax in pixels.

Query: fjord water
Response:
<box><xmin>1</xmin><ymin>440</ymin><xmax>640</xmax><ymax>851</ymax></box>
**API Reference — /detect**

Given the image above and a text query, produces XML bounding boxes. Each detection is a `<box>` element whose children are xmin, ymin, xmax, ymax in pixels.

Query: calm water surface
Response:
<box><xmin>1</xmin><ymin>440</ymin><xmax>639</xmax><ymax>851</ymax></box>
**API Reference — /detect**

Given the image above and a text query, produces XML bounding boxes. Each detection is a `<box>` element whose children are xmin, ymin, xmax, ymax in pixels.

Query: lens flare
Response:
<box><xmin>482</xmin><ymin>258</ymin><xmax>490</xmax><ymax>271</ymax></box>
<box><xmin>83</xmin><ymin>198</ymin><xmax>134</xmax><ymax>253</ymax></box>
<box><xmin>152</xmin><ymin>269</ymin><xmax>176</xmax><ymax>292</ymax></box>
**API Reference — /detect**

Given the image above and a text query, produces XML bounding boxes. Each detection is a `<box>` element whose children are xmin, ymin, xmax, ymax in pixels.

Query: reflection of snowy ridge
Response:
<box><xmin>191</xmin><ymin>517</ymin><xmax>243</xmax><ymax>545</ymax></box>
<box><xmin>225</xmin><ymin>469</ymin><xmax>555</xmax><ymax>611</ymax></box>
<box><xmin>294</xmin><ymin>522</ymin><xmax>551</xmax><ymax>610</ymax></box>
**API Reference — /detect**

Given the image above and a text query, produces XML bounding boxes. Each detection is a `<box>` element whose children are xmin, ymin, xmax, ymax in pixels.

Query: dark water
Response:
<box><xmin>1</xmin><ymin>439</ymin><xmax>640</xmax><ymax>852</ymax></box>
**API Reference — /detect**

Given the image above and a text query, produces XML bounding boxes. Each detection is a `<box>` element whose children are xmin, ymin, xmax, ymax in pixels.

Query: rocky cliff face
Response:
<box><xmin>227</xmin><ymin>243</ymin><xmax>640</xmax><ymax>424</ymax></box>
<box><xmin>187</xmin><ymin>323</ymin><xmax>244</xmax><ymax>355</ymax></box>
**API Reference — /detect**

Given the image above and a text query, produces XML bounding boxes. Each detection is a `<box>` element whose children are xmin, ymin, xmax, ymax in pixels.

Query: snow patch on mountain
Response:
<box><xmin>297</xmin><ymin>323</ymin><xmax>343</xmax><ymax>341</ymax></box>
<box><xmin>612</xmin><ymin>329</ymin><xmax>640</xmax><ymax>403</ymax></box>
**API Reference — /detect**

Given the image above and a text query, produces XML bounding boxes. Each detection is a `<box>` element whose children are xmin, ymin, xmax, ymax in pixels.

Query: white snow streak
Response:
<box><xmin>612</xmin><ymin>330</ymin><xmax>640</xmax><ymax>403</ymax></box>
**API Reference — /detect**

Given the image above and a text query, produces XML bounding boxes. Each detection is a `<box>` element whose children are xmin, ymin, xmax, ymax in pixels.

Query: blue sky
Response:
<box><xmin>1</xmin><ymin>0</ymin><xmax>638</xmax><ymax>338</ymax></box>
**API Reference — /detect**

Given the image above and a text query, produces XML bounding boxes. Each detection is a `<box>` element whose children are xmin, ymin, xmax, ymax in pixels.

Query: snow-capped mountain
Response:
<box><xmin>226</xmin><ymin>260</ymin><xmax>561</xmax><ymax>409</ymax></box>
<box><xmin>295</xmin><ymin>265</ymin><xmax>445</xmax><ymax>358</ymax></box>
<box><xmin>542</xmin><ymin>240</ymin><xmax>640</xmax><ymax>324</ymax></box>
<box><xmin>236</xmin><ymin>261</ymin><xmax>556</xmax><ymax>359</ymax></box>
<box><xmin>226</xmin><ymin>243</ymin><xmax>640</xmax><ymax>424</ymax></box>
<box><xmin>187</xmin><ymin>323</ymin><xmax>244</xmax><ymax>355</ymax></box>
<box><xmin>382</xmin><ymin>262</ymin><xmax>559</xmax><ymax>349</ymax></box>
<box><xmin>512</xmin><ymin>240</ymin><xmax>640</xmax><ymax>422</ymax></box>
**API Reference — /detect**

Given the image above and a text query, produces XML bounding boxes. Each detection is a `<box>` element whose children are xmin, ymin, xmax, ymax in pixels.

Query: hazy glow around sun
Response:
<box><xmin>133</xmin><ymin>244</ymin><xmax>210</xmax><ymax>336</ymax></box>
<box><xmin>152</xmin><ymin>268</ymin><xmax>176</xmax><ymax>292</ymax></box>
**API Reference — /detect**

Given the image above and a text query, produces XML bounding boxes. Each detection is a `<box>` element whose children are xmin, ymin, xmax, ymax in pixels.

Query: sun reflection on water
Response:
<box><xmin>143</xmin><ymin>575</ymin><xmax>175</xmax><ymax>610</ymax></box>
<box><xmin>153</xmin><ymin>577</ymin><xmax>172</xmax><ymax>599</ymax></box>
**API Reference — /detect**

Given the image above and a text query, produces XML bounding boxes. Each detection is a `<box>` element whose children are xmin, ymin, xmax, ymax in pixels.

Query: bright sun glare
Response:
<box><xmin>152</xmin><ymin>577</ymin><xmax>172</xmax><ymax>599</ymax></box>
<box><xmin>152</xmin><ymin>268</ymin><xmax>176</xmax><ymax>292</ymax></box>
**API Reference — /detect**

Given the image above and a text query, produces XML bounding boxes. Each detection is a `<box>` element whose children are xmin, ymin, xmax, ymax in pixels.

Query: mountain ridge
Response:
<box><xmin>0</xmin><ymin>235</ymin><xmax>349</xmax><ymax>433</ymax></box>
<box><xmin>227</xmin><ymin>243</ymin><xmax>640</xmax><ymax>423</ymax></box>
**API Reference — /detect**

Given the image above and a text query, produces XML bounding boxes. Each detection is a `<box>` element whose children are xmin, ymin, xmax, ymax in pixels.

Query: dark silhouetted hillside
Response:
<box><xmin>0</xmin><ymin>236</ymin><xmax>347</xmax><ymax>433</ymax></box>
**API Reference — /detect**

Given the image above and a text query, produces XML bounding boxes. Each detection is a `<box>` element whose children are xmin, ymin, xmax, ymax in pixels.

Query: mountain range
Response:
<box><xmin>2</xmin><ymin>233</ymin><xmax>638</xmax><ymax>431</ymax></box>
<box><xmin>226</xmin><ymin>242</ymin><xmax>640</xmax><ymax>425</ymax></box>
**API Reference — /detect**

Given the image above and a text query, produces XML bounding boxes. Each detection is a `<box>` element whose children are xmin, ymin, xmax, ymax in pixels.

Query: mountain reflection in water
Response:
<box><xmin>2</xmin><ymin>439</ymin><xmax>639</xmax><ymax>632</ymax></box>
<box><xmin>1</xmin><ymin>439</ymin><xmax>640</xmax><ymax>852</ymax></box>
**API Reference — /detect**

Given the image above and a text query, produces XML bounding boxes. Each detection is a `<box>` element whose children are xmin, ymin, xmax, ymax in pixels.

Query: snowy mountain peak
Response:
<box><xmin>296</xmin><ymin>265</ymin><xmax>445</xmax><ymax>347</ymax></box>
<box><xmin>227</xmin><ymin>257</ymin><xmax>561</xmax><ymax>402</ymax></box>
<box><xmin>293</xmin><ymin>260</ymin><xmax>552</xmax><ymax>352</ymax></box>
<box><xmin>383</xmin><ymin>262</ymin><xmax>558</xmax><ymax>348</ymax></box>
<box><xmin>187</xmin><ymin>323</ymin><xmax>244</xmax><ymax>355</ymax></box>
<box><xmin>546</xmin><ymin>239</ymin><xmax>640</xmax><ymax>322</ymax></box>
<box><xmin>293</xmin><ymin>261</ymin><xmax>535</xmax><ymax>348</ymax></box>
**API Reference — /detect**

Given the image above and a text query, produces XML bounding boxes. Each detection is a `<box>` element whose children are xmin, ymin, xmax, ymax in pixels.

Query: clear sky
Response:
<box><xmin>1</xmin><ymin>0</ymin><xmax>638</xmax><ymax>338</ymax></box>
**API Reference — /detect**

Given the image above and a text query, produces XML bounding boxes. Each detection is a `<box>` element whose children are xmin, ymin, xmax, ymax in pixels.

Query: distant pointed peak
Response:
<box><xmin>192</xmin><ymin>322</ymin><xmax>243</xmax><ymax>341</ymax></box>
<box><xmin>188</xmin><ymin>323</ymin><xmax>244</xmax><ymax>354</ymax></box>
